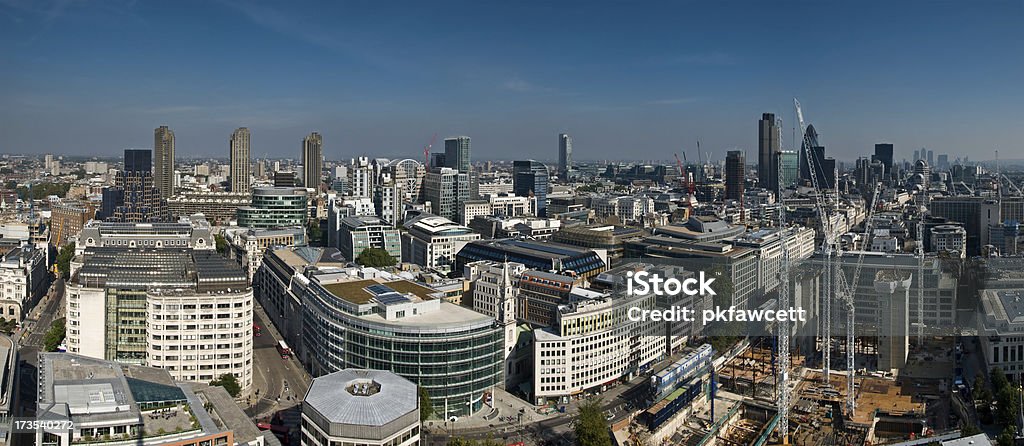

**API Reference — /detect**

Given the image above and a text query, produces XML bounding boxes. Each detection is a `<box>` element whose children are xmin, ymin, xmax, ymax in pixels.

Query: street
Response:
<box><xmin>17</xmin><ymin>276</ymin><xmax>64</xmax><ymax>367</ymax></box>
<box><xmin>245</xmin><ymin>302</ymin><xmax>312</xmax><ymax>422</ymax></box>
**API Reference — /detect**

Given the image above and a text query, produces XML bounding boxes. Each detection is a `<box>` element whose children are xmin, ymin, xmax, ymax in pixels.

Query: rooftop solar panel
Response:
<box><xmin>374</xmin><ymin>292</ymin><xmax>411</xmax><ymax>305</ymax></box>
<box><xmin>366</xmin><ymin>284</ymin><xmax>397</xmax><ymax>296</ymax></box>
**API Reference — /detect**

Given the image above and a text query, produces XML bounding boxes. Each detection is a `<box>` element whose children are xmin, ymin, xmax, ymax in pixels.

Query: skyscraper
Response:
<box><xmin>799</xmin><ymin>125</ymin><xmax>836</xmax><ymax>188</ymax></box>
<box><xmin>872</xmin><ymin>143</ymin><xmax>894</xmax><ymax>172</ymax></box>
<box><xmin>303</xmin><ymin>132</ymin><xmax>323</xmax><ymax>189</ymax></box>
<box><xmin>927</xmin><ymin>149</ymin><xmax>934</xmax><ymax>167</ymax></box>
<box><xmin>513</xmin><ymin>160</ymin><xmax>549</xmax><ymax>217</ymax></box>
<box><xmin>230</xmin><ymin>127</ymin><xmax>251</xmax><ymax>193</ymax></box>
<box><xmin>778</xmin><ymin>150</ymin><xmax>799</xmax><ymax>189</ymax></box>
<box><xmin>153</xmin><ymin>125</ymin><xmax>175</xmax><ymax>199</ymax></box>
<box><xmin>99</xmin><ymin>148</ymin><xmax>166</xmax><ymax>222</ymax></box>
<box><xmin>758</xmin><ymin>113</ymin><xmax>780</xmax><ymax>192</ymax></box>
<box><xmin>444</xmin><ymin>136</ymin><xmax>471</xmax><ymax>173</ymax></box>
<box><xmin>558</xmin><ymin>133</ymin><xmax>573</xmax><ymax>179</ymax></box>
<box><xmin>725</xmin><ymin>150</ymin><xmax>745</xmax><ymax>200</ymax></box>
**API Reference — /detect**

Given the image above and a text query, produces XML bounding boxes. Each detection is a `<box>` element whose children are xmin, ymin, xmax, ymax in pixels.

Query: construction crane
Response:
<box><xmin>836</xmin><ymin>181</ymin><xmax>881</xmax><ymax>417</ymax></box>
<box><xmin>423</xmin><ymin>133</ymin><xmax>437</xmax><ymax>168</ymax></box>
<box><xmin>775</xmin><ymin>124</ymin><xmax>794</xmax><ymax>445</ymax></box>
<box><xmin>674</xmin><ymin>153</ymin><xmax>695</xmax><ymax>217</ymax></box>
<box><xmin>795</xmin><ymin>98</ymin><xmax>837</xmax><ymax>382</ymax></box>
<box><xmin>916</xmin><ymin>208</ymin><xmax>925</xmax><ymax>345</ymax></box>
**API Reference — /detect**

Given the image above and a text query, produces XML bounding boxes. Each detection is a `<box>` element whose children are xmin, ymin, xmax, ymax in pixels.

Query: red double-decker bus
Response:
<box><xmin>277</xmin><ymin>340</ymin><xmax>292</xmax><ymax>359</ymax></box>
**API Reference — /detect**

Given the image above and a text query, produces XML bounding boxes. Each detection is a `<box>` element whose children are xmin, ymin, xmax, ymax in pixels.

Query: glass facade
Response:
<box><xmin>237</xmin><ymin>187</ymin><xmax>308</xmax><ymax>229</ymax></box>
<box><xmin>302</xmin><ymin>281</ymin><xmax>503</xmax><ymax>417</ymax></box>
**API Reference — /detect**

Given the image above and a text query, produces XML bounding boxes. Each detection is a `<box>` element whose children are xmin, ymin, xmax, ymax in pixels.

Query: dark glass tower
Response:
<box><xmin>513</xmin><ymin>160</ymin><xmax>549</xmax><ymax>217</ymax></box>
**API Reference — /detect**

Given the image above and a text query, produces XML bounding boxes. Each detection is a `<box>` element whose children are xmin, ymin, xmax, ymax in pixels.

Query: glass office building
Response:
<box><xmin>302</xmin><ymin>276</ymin><xmax>503</xmax><ymax>417</ymax></box>
<box><xmin>236</xmin><ymin>187</ymin><xmax>308</xmax><ymax>229</ymax></box>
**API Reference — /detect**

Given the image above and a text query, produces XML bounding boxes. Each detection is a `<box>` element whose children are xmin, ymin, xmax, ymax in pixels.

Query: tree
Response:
<box><xmin>960</xmin><ymin>422</ymin><xmax>982</xmax><ymax>436</ymax></box>
<box><xmin>356</xmin><ymin>248</ymin><xmax>397</xmax><ymax>268</ymax></box>
<box><xmin>995</xmin><ymin>384</ymin><xmax>1021</xmax><ymax>427</ymax></box>
<box><xmin>307</xmin><ymin>220</ymin><xmax>323</xmax><ymax>247</ymax></box>
<box><xmin>56</xmin><ymin>243</ymin><xmax>75</xmax><ymax>280</ymax></box>
<box><xmin>574</xmin><ymin>398</ymin><xmax>611</xmax><ymax>446</ymax></box>
<box><xmin>43</xmin><ymin>318</ymin><xmax>66</xmax><ymax>352</ymax></box>
<box><xmin>975</xmin><ymin>373</ymin><xmax>993</xmax><ymax>403</ymax></box>
<box><xmin>446</xmin><ymin>438</ymin><xmax>502</xmax><ymax>446</ymax></box>
<box><xmin>418</xmin><ymin>386</ymin><xmax>433</xmax><ymax>420</ymax></box>
<box><xmin>210</xmin><ymin>374</ymin><xmax>241</xmax><ymax>397</ymax></box>
<box><xmin>997</xmin><ymin>427</ymin><xmax>1016</xmax><ymax>446</ymax></box>
<box><xmin>992</xmin><ymin>367</ymin><xmax>1010</xmax><ymax>393</ymax></box>
<box><xmin>214</xmin><ymin>234</ymin><xmax>228</xmax><ymax>255</ymax></box>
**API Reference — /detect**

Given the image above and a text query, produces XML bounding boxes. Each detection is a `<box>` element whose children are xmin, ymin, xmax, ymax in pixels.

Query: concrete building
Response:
<box><xmin>930</xmin><ymin>224</ymin><xmax>967</xmax><ymax>258</ymax></box>
<box><xmin>76</xmin><ymin>215</ymin><xmax>215</xmax><ymax>255</ymax></box>
<box><xmin>400</xmin><ymin>213</ymin><xmax>480</xmax><ymax>272</ymax></box>
<box><xmin>551</xmin><ymin>225</ymin><xmax>642</xmax><ymax>260</ymax></box>
<box><xmin>513</xmin><ymin>160</ymin><xmax>549</xmax><ymax>217</ymax></box>
<box><xmin>253</xmin><ymin>246</ymin><xmax>345</xmax><ymax>363</ymax></box>
<box><xmin>558</xmin><ymin>133</ymin><xmax>572</xmax><ymax>178</ymax></box>
<box><xmin>50</xmin><ymin>200</ymin><xmax>95</xmax><ymax>247</ymax></box>
<box><xmin>730</xmin><ymin>226</ymin><xmax>816</xmax><ymax>295</ymax></box>
<box><xmin>874</xmin><ymin>270</ymin><xmax>912</xmax><ymax>371</ymax></box>
<box><xmin>154</xmin><ymin>126</ymin><xmax>175</xmax><ymax>200</ymax></box>
<box><xmin>422</xmin><ymin>167</ymin><xmax>469</xmax><ymax>223</ymax></box>
<box><xmin>224</xmin><ymin>226</ymin><xmax>307</xmax><ymax>282</ymax></box>
<box><xmin>455</xmin><ymin>238</ymin><xmax>607</xmax><ymax>281</ymax></box>
<box><xmin>443</xmin><ymin>136</ymin><xmax>471</xmax><ymax>173</ymax></box>
<box><xmin>0</xmin><ymin>245</ymin><xmax>47</xmax><ymax>323</ymax></box>
<box><xmin>333</xmin><ymin>216</ymin><xmax>401</xmax><ymax>263</ymax></box>
<box><xmin>301</xmin><ymin>369</ymin><xmax>420</xmax><ymax>446</ymax></box>
<box><xmin>66</xmin><ymin>248</ymin><xmax>253</xmax><ymax>388</ymax></box>
<box><xmin>979</xmin><ymin>289</ymin><xmax>1024</xmax><ymax>382</ymax></box>
<box><xmin>725</xmin><ymin>150</ymin><xmax>745</xmax><ymax>200</ymax></box>
<box><xmin>532</xmin><ymin>285</ymin><xmax>664</xmax><ymax>405</ymax></box>
<box><xmin>166</xmin><ymin>191</ymin><xmax>251</xmax><ymax>225</ymax></box>
<box><xmin>468</xmin><ymin>216</ymin><xmax>562</xmax><ymax>240</ymax></box>
<box><xmin>230</xmin><ymin>127</ymin><xmax>251</xmax><ymax>193</ymax></box>
<box><xmin>0</xmin><ymin>335</ymin><xmax>18</xmax><ymax>445</ymax></box>
<box><xmin>236</xmin><ymin>187</ymin><xmax>308</xmax><ymax>229</ymax></box>
<box><xmin>35</xmin><ymin>353</ymin><xmax>267</xmax><ymax>446</ymax></box>
<box><xmin>302</xmin><ymin>132</ymin><xmax>324</xmax><ymax>189</ymax></box>
<box><xmin>301</xmin><ymin>274</ymin><xmax>503</xmax><ymax>417</ymax></box>
<box><xmin>758</xmin><ymin>113</ymin><xmax>780</xmax><ymax>193</ymax></box>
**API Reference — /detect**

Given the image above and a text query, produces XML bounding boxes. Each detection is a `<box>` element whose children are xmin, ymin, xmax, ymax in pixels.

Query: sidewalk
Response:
<box><xmin>424</xmin><ymin>387</ymin><xmax>562</xmax><ymax>431</ymax></box>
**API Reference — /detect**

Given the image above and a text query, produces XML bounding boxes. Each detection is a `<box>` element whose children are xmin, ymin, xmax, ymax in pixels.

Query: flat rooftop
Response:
<box><xmin>322</xmin><ymin>279</ymin><xmax>438</xmax><ymax>305</ymax></box>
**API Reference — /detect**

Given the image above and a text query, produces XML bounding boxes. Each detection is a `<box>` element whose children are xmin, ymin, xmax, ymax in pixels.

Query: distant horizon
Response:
<box><xmin>2</xmin><ymin>1</ymin><xmax>1021</xmax><ymax>161</ymax></box>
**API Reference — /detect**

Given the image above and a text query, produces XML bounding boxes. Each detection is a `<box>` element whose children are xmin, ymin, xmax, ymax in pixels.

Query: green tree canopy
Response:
<box><xmin>574</xmin><ymin>398</ymin><xmax>611</xmax><ymax>446</ymax></box>
<box><xmin>44</xmin><ymin>318</ymin><xmax>66</xmax><ymax>352</ymax></box>
<box><xmin>210</xmin><ymin>374</ymin><xmax>241</xmax><ymax>397</ymax></box>
<box><xmin>356</xmin><ymin>248</ymin><xmax>397</xmax><ymax>268</ymax></box>
<box><xmin>56</xmin><ymin>242</ymin><xmax>75</xmax><ymax>280</ymax></box>
<box><xmin>418</xmin><ymin>386</ymin><xmax>433</xmax><ymax>420</ymax></box>
<box><xmin>214</xmin><ymin>234</ymin><xmax>228</xmax><ymax>255</ymax></box>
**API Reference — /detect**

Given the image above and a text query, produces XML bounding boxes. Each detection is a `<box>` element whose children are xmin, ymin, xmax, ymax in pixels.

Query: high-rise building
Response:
<box><xmin>99</xmin><ymin>149</ymin><xmax>167</xmax><ymax>222</ymax></box>
<box><xmin>513</xmin><ymin>160</ymin><xmax>549</xmax><ymax>217</ymax></box>
<box><xmin>778</xmin><ymin>150</ymin><xmax>799</xmax><ymax>188</ymax></box>
<box><xmin>927</xmin><ymin>149</ymin><xmax>934</xmax><ymax>167</ymax></box>
<box><xmin>558</xmin><ymin>133</ymin><xmax>573</xmax><ymax>179</ymax></box>
<box><xmin>872</xmin><ymin>143</ymin><xmax>894</xmax><ymax>174</ymax></box>
<box><xmin>799</xmin><ymin>125</ymin><xmax>836</xmax><ymax>188</ymax></box>
<box><xmin>758</xmin><ymin>113</ymin><xmax>780</xmax><ymax>192</ymax></box>
<box><xmin>229</xmin><ymin>127</ymin><xmax>251</xmax><ymax>193</ymax></box>
<box><xmin>303</xmin><ymin>132</ymin><xmax>324</xmax><ymax>189</ymax></box>
<box><xmin>236</xmin><ymin>187</ymin><xmax>308</xmax><ymax>229</ymax></box>
<box><xmin>349</xmin><ymin>156</ymin><xmax>373</xmax><ymax>198</ymax></box>
<box><xmin>725</xmin><ymin>150</ymin><xmax>745</xmax><ymax>200</ymax></box>
<box><xmin>65</xmin><ymin>246</ymin><xmax>253</xmax><ymax>388</ymax></box>
<box><xmin>444</xmin><ymin>136</ymin><xmax>471</xmax><ymax>173</ymax></box>
<box><xmin>153</xmin><ymin>126</ymin><xmax>175</xmax><ymax>199</ymax></box>
<box><xmin>422</xmin><ymin>167</ymin><xmax>469</xmax><ymax>222</ymax></box>
<box><xmin>937</xmin><ymin>154</ymin><xmax>949</xmax><ymax>170</ymax></box>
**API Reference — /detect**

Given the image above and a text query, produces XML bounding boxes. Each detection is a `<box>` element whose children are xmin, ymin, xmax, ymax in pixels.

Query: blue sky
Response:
<box><xmin>1</xmin><ymin>0</ymin><xmax>1021</xmax><ymax>163</ymax></box>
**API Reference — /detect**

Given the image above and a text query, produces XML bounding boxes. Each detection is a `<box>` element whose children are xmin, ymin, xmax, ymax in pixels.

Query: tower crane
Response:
<box><xmin>795</xmin><ymin>98</ymin><xmax>838</xmax><ymax>382</ymax></box>
<box><xmin>836</xmin><ymin>182</ymin><xmax>881</xmax><ymax>416</ymax></box>
<box><xmin>775</xmin><ymin>121</ymin><xmax>794</xmax><ymax>445</ymax></box>
<box><xmin>423</xmin><ymin>133</ymin><xmax>437</xmax><ymax>168</ymax></box>
<box><xmin>674</xmin><ymin>153</ymin><xmax>694</xmax><ymax>216</ymax></box>
<box><xmin>916</xmin><ymin>208</ymin><xmax>925</xmax><ymax>345</ymax></box>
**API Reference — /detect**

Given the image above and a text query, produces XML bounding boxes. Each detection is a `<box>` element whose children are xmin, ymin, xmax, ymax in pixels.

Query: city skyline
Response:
<box><xmin>1</xmin><ymin>1</ymin><xmax>1021</xmax><ymax>161</ymax></box>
